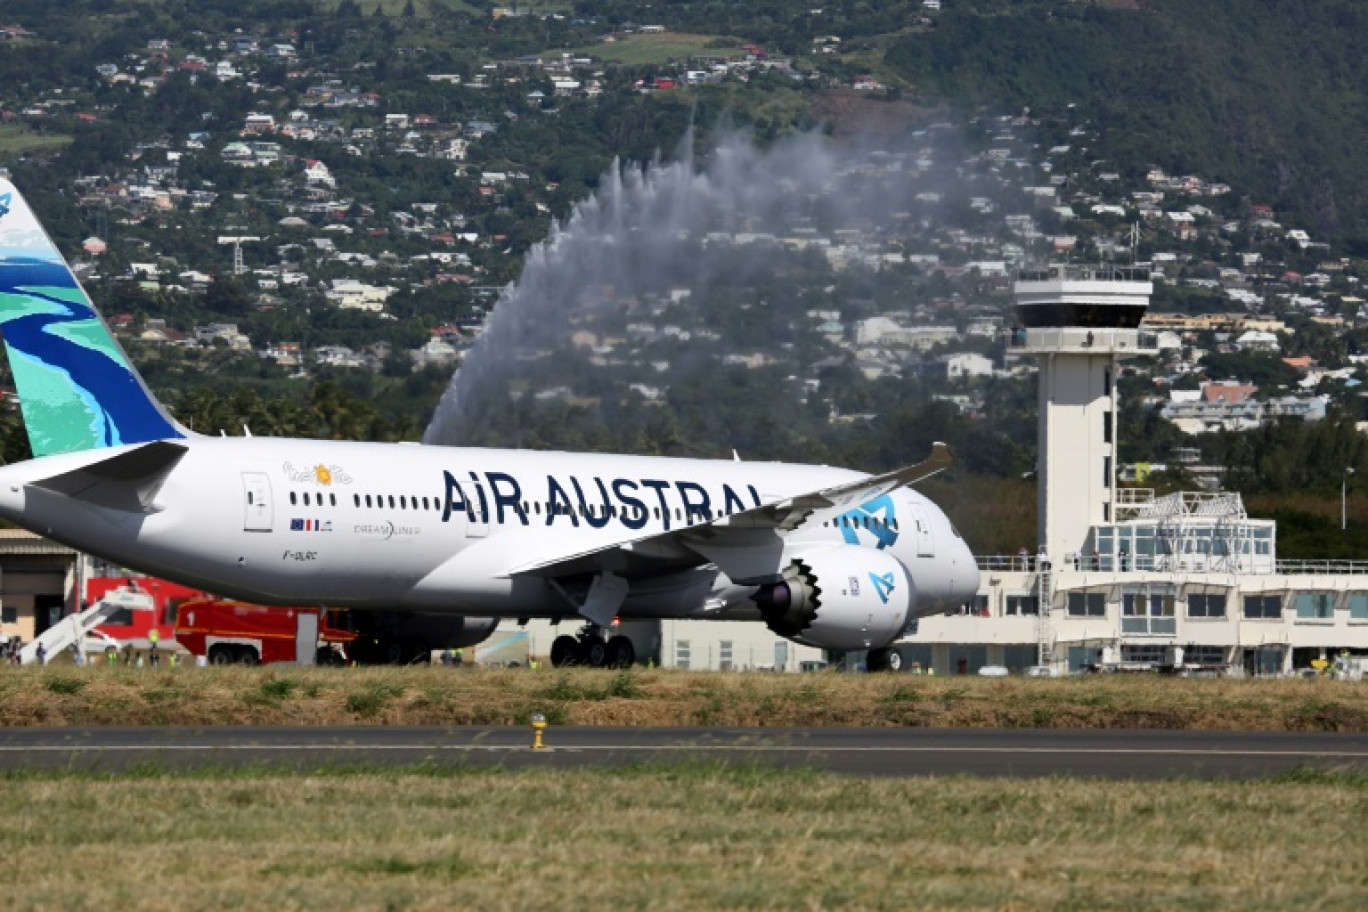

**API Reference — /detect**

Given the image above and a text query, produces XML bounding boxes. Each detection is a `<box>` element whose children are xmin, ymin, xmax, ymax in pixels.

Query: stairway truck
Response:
<box><xmin>175</xmin><ymin>599</ymin><xmax>357</xmax><ymax>666</ymax></box>
<box><xmin>84</xmin><ymin>577</ymin><xmax>211</xmax><ymax>647</ymax></box>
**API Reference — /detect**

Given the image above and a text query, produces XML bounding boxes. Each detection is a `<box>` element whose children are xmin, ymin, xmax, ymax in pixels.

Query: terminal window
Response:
<box><xmin>674</xmin><ymin>640</ymin><xmax>690</xmax><ymax>670</ymax></box>
<box><xmin>1121</xmin><ymin>585</ymin><xmax>1176</xmax><ymax>635</ymax></box>
<box><xmin>1295</xmin><ymin>593</ymin><xmax>1334</xmax><ymax>620</ymax></box>
<box><xmin>1187</xmin><ymin>593</ymin><xmax>1227</xmax><ymax>618</ymax></box>
<box><xmin>1184</xmin><ymin>646</ymin><xmax>1226</xmax><ymax>666</ymax></box>
<box><xmin>1006</xmin><ymin>594</ymin><xmax>1039</xmax><ymax>616</ymax></box>
<box><xmin>1351</xmin><ymin>595</ymin><xmax>1368</xmax><ymax>620</ymax></box>
<box><xmin>0</xmin><ymin>605</ymin><xmax>14</xmax><ymax>624</ymax></box>
<box><xmin>1067</xmin><ymin>592</ymin><xmax>1106</xmax><ymax>617</ymax></box>
<box><xmin>1243</xmin><ymin>595</ymin><xmax>1282</xmax><ymax>619</ymax></box>
<box><xmin>1120</xmin><ymin>645</ymin><xmax>1167</xmax><ymax>664</ymax></box>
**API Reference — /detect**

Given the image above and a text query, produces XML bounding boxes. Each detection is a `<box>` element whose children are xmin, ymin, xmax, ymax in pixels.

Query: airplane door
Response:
<box><xmin>459</xmin><ymin>480</ymin><xmax>489</xmax><ymax>538</ymax></box>
<box><xmin>911</xmin><ymin>507</ymin><xmax>935</xmax><ymax>558</ymax></box>
<box><xmin>242</xmin><ymin>472</ymin><xmax>273</xmax><ymax>532</ymax></box>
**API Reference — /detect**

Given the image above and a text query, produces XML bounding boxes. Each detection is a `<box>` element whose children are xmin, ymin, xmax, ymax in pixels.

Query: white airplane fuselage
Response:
<box><xmin>0</xmin><ymin>436</ymin><xmax>976</xmax><ymax>622</ymax></box>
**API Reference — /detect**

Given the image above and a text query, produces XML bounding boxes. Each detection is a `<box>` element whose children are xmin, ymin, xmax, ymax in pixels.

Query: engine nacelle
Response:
<box><xmin>751</xmin><ymin>546</ymin><xmax>915</xmax><ymax>651</ymax></box>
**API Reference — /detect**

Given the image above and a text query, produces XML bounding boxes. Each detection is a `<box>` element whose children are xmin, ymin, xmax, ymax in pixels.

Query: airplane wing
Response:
<box><xmin>509</xmin><ymin>443</ymin><xmax>955</xmax><ymax>600</ymax></box>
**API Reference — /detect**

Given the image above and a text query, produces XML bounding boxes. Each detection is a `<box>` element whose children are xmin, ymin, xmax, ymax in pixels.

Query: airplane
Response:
<box><xmin>0</xmin><ymin>180</ymin><xmax>978</xmax><ymax>669</ymax></box>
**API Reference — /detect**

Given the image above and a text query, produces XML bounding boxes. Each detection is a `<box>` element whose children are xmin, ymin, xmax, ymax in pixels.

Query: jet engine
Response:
<box><xmin>345</xmin><ymin>610</ymin><xmax>498</xmax><ymax>664</ymax></box>
<box><xmin>751</xmin><ymin>546</ymin><xmax>915</xmax><ymax>651</ymax></box>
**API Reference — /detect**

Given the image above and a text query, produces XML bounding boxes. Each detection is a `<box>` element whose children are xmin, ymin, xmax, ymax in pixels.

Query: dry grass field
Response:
<box><xmin>4</xmin><ymin>665</ymin><xmax>1368</xmax><ymax>730</ymax></box>
<box><xmin>2</xmin><ymin>763</ymin><xmax>1366</xmax><ymax>911</ymax></box>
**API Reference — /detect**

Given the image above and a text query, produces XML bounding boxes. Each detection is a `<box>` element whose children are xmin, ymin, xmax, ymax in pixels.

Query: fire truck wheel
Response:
<box><xmin>606</xmin><ymin>636</ymin><xmax>635</xmax><ymax>668</ymax></box>
<box><xmin>550</xmin><ymin>635</ymin><xmax>578</xmax><ymax>667</ymax></box>
<box><xmin>208</xmin><ymin>645</ymin><xmax>235</xmax><ymax>666</ymax></box>
<box><xmin>239</xmin><ymin>647</ymin><xmax>260</xmax><ymax>666</ymax></box>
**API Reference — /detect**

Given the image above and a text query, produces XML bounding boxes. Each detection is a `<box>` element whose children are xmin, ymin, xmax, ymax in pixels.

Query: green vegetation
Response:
<box><xmin>7</xmin><ymin>665</ymin><xmax>1368</xmax><ymax>730</ymax></box>
<box><xmin>562</xmin><ymin>32</ymin><xmax>748</xmax><ymax>65</ymax></box>
<box><xmin>884</xmin><ymin>0</ymin><xmax>1368</xmax><ymax>250</ymax></box>
<box><xmin>1</xmin><ymin>764</ymin><xmax>1366</xmax><ymax>910</ymax></box>
<box><xmin>0</xmin><ymin>124</ymin><xmax>71</xmax><ymax>155</ymax></box>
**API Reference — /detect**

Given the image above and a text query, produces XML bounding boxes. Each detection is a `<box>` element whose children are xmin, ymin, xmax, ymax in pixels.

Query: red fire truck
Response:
<box><xmin>84</xmin><ymin>576</ymin><xmax>209</xmax><ymax>645</ymax></box>
<box><xmin>175</xmin><ymin>599</ymin><xmax>357</xmax><ymax>666</ymax></box>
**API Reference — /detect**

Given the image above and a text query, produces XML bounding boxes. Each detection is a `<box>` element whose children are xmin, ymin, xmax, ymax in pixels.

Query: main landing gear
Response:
<box><xmin>866</xmin><ymin>647</ymin><xmax>904</xmax><ymax>673</ymax></box>
<box><xmin>549</xmin><ymin>625</ymin><xmax>636</xmax><ymax>668</ymax></box>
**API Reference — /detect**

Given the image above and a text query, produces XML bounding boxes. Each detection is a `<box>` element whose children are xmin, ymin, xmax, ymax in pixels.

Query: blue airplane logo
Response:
<box><xmin>836</xmin><ymin>493</ymin><xmax>899</xmax><ymax>550</ymax></box>
<box><xmin>868</xmin><ymin>571</ymin><xmax>896</xmax><ymax>604</ymax></box>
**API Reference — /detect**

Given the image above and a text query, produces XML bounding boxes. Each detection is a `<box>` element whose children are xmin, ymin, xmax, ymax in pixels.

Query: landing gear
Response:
<box><xmin>607</xmin><ymin>636</ymin><xmax>635</xmax><ymax>668</ymax></box>
<box><xmin>867</xmin><ymin>647</ymin><xmax>903</xmax><ymax>673</ymax></box>
<box><xmin>550</xmin><ymin>635</ymin><xmax>580</xmax><ymax>667</ymax></box>
<box><xmin>549</xmin><ymin>626</ymin><xmax>638</xmax><ymax>668</ymax></box>
<box><xmin>584</xmin><ymin>638</ymin><xmax>609</xmax><ymax>668</ymax></box>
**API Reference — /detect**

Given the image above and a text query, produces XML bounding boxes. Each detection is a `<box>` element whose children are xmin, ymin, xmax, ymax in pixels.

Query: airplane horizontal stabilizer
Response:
<box><xmin>30</xmin><ymin>440</ymin><xmax>188</xmax><ymax>513</ymax></box>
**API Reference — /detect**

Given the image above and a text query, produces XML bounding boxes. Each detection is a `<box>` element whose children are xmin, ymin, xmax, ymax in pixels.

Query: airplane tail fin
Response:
<box><xmin>0</xmin><ymin>180</ymin><xmax>187</xmax><ymax>457</ymax></box>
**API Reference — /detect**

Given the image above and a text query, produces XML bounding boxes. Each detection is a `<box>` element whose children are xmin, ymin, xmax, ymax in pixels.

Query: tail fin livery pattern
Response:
<box><xmin>0</xmin><ymin>181</ymin><xmax>184</xmax><ymax>457</ymax></box>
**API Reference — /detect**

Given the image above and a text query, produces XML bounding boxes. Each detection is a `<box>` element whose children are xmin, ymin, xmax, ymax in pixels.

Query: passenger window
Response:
<box><xmin>423</xmin><ymin>497</ymin><xmax>430</xmax><ymax>510</ymax></box>
<box><xmin>353</xmin><ymin>494</ymin><xmax>360</xmax><ymax>507</ymax></box>
<box><xmin>289</xmin><ymin>492</ymin><xmax>296</xmax><ymax>506</ymax></box>
<box><xmin>365</xmin><ymin>495</ymin><xmax>372</xmax><ymax>508</ymax></box>
<box><xmin>400</xmin><ymin>496</ymin><xmax>407</xmax><ymax>509</ymax></box>
<box><xmin>388</xmin><ymin>495</ymin><xmax>395</xmax><ymax>509</ymax></box>
<box><xmin>330</xmin><ymin>494</ymin><xmax>336</xmax><ymax>507</ymax></box>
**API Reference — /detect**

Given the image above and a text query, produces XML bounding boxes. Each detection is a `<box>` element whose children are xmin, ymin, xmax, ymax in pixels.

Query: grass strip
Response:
<box><xmin>2</xmin><ymin>764</ymin><xmax>1366</xmax><ymax>910</ymax></box>
<box><xmin>6</xmin><ymin>665</ymin><xmax>1368</xmax><ymax>730</ymax></box>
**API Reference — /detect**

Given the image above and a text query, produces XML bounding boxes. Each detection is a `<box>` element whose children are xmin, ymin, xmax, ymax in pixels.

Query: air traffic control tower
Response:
<box><xmin>1013</xmin><ymin>265</ymin><xmax>1157</xmax><ymax>564</ymax></box>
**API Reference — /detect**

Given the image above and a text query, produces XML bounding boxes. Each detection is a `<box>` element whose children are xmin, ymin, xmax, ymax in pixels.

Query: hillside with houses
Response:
<box><xmin>3</xmin><ymin>1</ymin><xmax>1368</xmax><ymax>550</ymax></box>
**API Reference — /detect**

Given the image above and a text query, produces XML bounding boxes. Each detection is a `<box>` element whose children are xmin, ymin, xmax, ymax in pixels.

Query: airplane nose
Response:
<box><xmin>954</xmin><ymin>540</ymin><xmax>981</xmax><ymax>606</ymax></box>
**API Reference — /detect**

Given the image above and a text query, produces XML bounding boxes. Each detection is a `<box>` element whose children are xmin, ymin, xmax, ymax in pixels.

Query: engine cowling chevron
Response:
<box><xmin>751</xmin><ymin>545</ymin><xmax>915</xmax><ymax>651</ymax></box>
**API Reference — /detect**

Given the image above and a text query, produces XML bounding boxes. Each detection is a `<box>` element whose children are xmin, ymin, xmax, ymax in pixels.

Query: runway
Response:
<box><xmin>2</xmin><ymin>726</ymin><xmax>1367</xmax><ymax>778</ymax></box>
